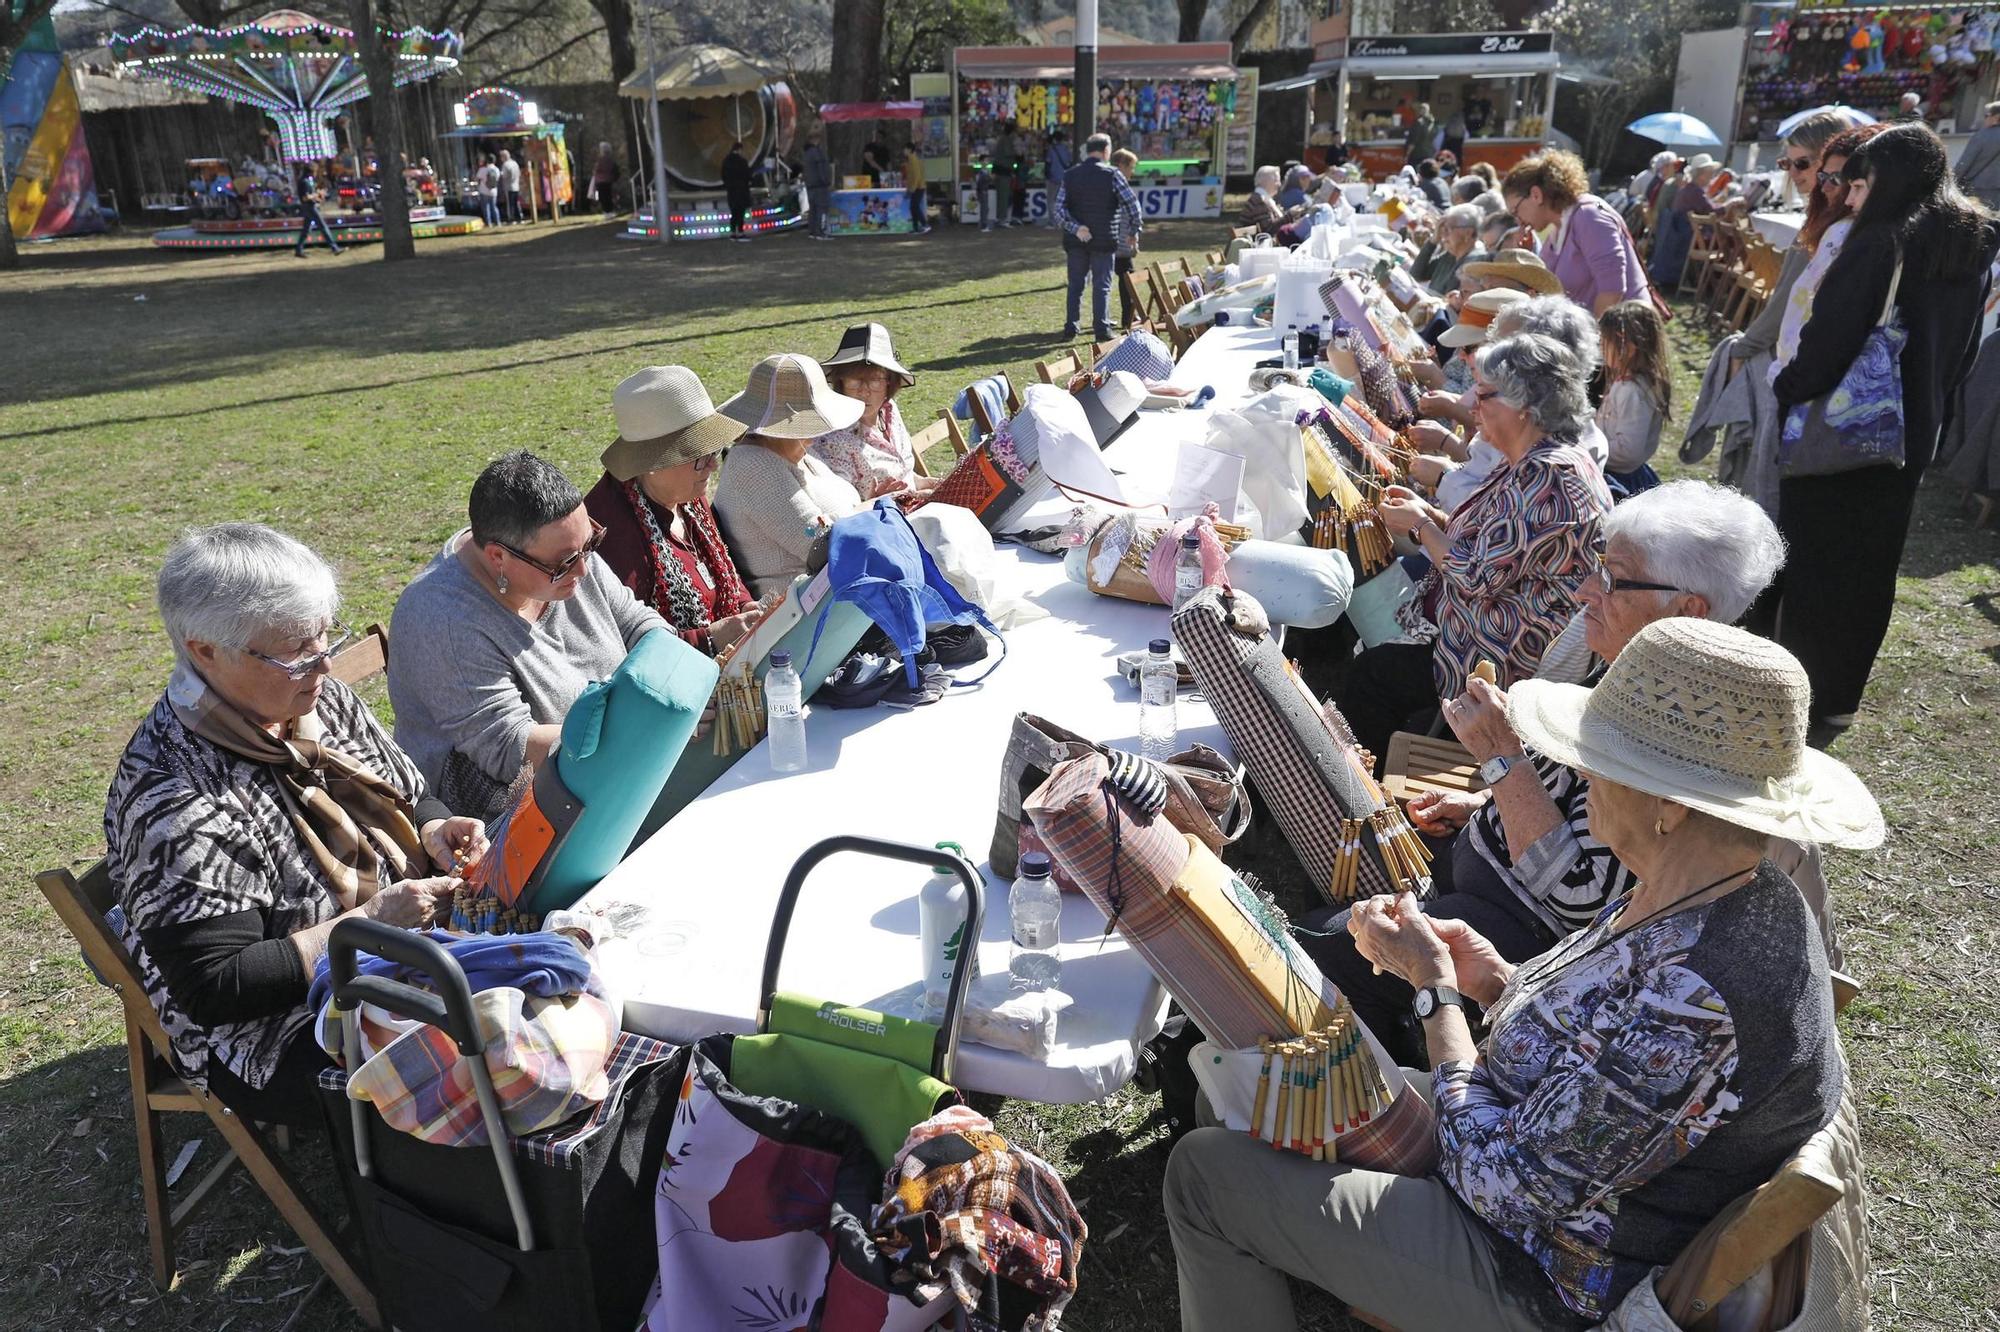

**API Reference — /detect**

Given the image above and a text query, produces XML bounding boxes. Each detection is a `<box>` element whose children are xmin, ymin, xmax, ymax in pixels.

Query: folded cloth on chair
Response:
<box><xmin>305</xmin><ymin>928</ymin><xmax>593</xmax><ymax>1014</ymax></box>
<box><xmin>953</xmin><ymin>376</ymin><xmax>1013</xmax><ymax>443</ymax></box>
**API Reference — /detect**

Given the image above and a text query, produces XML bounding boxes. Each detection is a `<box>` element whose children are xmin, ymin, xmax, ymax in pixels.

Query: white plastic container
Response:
<box><xmin>918</xmin><ymin>841</ymin><xmax>979</xmax><ymax>1015</ymax></box>
<box><xmin>1008</xmin><ymin>852</ymin><xmax>1062</xmax><ymax>990</ymax></box>
<box><xmin>1238</xmin><ymin>246</ymin><xmax>1287</xmax><ymax>284</ymax></box>
<box><xmin>1274</xmin><ymin>251</ymin><xmax>1335</xmax><ymax>343</ymax></box>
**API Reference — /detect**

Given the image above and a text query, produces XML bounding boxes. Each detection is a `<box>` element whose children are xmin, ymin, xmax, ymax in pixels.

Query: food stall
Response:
<box><xmin>817</xmin><ymin>101</ymin><xmax>922</xmax><ymax>234</ymax></box>
<box><xmin>950</xmin><ymin>43</ymin><xmax>1238</xmax><ymax>222</ymax></box>
<box><xmin>441</xmin><ymin>85</ymin><xmax>572</xmax><ymax>221</ymax></box>
<box><xmin>1272</xmin><ymin>32</ymin><xmax>1560</xmax><ymax>178</ymax></box>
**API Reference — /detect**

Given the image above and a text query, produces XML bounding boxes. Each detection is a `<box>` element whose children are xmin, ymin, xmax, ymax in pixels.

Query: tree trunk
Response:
<box><xmin>0</xmin><ymin>202</ymin><xmax>17</xmax><ymax>272</ymax></box>
<box><xmin>1229</xmin><ymin>0</ymin><xmax>1278</xmax><ymax>59</ymax></box>
<box><xmin>592</xmin><ymin>0</ymin><xmax>644</xmax><ymax>208</ymax></box>
<box><xmin>1176</xmin><ymin>0</ymin><xmax>1208</xmax><ymax>42</ymax></box>
<box><xmin>827</xmin><ymin>0</ymin><xmax>884</xmax><ymax>172</ymax></box>
<box><xmin>346</xmin><ymin>0</ymin><xmax>415</xmax><ymax>259</ymax></box>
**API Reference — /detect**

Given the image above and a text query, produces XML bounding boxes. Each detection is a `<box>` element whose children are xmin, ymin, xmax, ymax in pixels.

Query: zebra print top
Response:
<box><xmin>103</xmin><ymin>678</ymin><xmax>429</xmax><ymax>1091</ymax></box>
<box><xmin>1466</xmin><ymin>748</ymin><xmax>1639</xmax><ymax>938</ymax></box>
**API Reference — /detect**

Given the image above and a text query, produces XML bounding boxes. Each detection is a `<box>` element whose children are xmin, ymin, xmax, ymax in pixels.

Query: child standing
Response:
<box><xmin>1597</xmin><ymin>300</ymin><xmax>1672</xmax><ymax>495</ymax></box>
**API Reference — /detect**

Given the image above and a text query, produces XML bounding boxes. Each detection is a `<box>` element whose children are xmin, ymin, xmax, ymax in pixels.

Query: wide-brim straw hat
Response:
<box><xmin>1507</xmin><ymin>618</ymin><xmax>1884</xmax><ymax>849</ymax></box>
<box><xmin>1438</xmin><ymin>288</ymin><xmax>1529</xmax><ymax>347</ymax></box>
<box><xmin>1683</xmin><ymin>153</ymin><xmax>1719</xmax><ymax>173</ymax></box>
<box><xmin>821</xmin><ymin>322</ymin><xmax>915</xmax><ymax>388</ymax></box>
<box><xmin>718</xmin><ymin>353</ymin><xmax>865</xmax><ymax>439</ymax></box>
<box><xmin>601</xmin><ymin>364</ymin><xmax>746</xmax><ymax>481</ymax></box>
<box><xmin>1459</xmin><ymin>248</ymin><xmax>1564</xmax><ymax>296</ymax></box>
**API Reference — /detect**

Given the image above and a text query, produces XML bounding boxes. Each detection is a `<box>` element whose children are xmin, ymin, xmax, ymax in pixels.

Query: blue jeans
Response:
<box><xmin>294</xmin><ymin>205</ymin><xmax>340</xmax><ymax>253</ymax></box>
<box><xmin>907</xmin><ymin>187</ymin><xmax>927</xmax><ymax>230</ymax></box>
<box><xmin>480</xmin><ymin>194</ymin><xmax>500</xmax><ymax>226</ymax></box>
<box><xmin>1065</xmin><ymin>247</ymin><xmax>1115</xmax><ymax>333</ymax></box>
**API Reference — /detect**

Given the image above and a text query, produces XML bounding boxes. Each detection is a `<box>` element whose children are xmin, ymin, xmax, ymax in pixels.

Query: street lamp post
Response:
<box><xmin>641</xmin><ymin>0</ymin><xmax>670</xmax><ymax>244</ymax></box>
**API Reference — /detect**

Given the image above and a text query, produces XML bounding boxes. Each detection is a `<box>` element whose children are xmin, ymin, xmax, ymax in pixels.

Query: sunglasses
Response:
<box><xmin>245</xmin><ymin>621</ymin><xmax>354</xmax><ymax>680</ymax></box>
<box><xmin>1591</xmin><ymin>567</ymin><xmax>1680</xmax><ymax>596</ymax></box>
<box><xmin>1777</xmin><ymin>155</ymin><xmax>1815</xmax><ymax>172</ymax></box>
<box><xmin>495</xmin><ymin>518</ymin><xmax>607</xmax><ymax>581</ymax></box>
<box><xmin>1816</xmin><ymin>170</ymin><xmax>1846</xmax><ymax>188</ymax></box>
<box><xmin>1472</xmin><ymin>387</ymin><xmax>1503</xmax><ymax>404</ymax></box>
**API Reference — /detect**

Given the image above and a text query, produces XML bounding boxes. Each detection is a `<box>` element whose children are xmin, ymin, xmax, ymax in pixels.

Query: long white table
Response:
<box><xmin>577</xmin><ymin>325</ymin><xmax>1281</xmax><ymax>1104</ymax></box>
<box><xmin>1751</xmin><ymin>210</ymin><xmax>1802</xmax><ymax>250</ymax></box>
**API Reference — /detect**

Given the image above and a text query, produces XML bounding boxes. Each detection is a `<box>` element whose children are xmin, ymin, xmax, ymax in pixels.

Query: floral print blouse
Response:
<box><xmin>809</xmin><ymin>400</ymin><xmax>919</xmax><ymax>499</ymax></box>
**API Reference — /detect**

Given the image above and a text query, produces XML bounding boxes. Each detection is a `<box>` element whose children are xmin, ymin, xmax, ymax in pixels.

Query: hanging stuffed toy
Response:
<box><xmin>1969</xmin><ymin>9</ymin><xmax>1997</xmax><ymax>54</ymax></box>
<box><xmin>1844</xmin><ymin>20</ymin><xmax>1868</xmax><ymax>73</ymax></box>
<box><xmin>1769</xmin><ymin>16</ymin><xmax>1790</xmax><ymax>52</ymax></box>
<box><xmin>1865</xmin><ymin>13</ymin><xmax>1887</xmax><ymax>72</ymax></box>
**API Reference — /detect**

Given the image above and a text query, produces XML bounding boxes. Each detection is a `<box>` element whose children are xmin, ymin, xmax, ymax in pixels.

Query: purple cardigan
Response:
<box><xmin>1544</xmin><ymin>195</ymin><xmax>1648</xmax><ymax>309</ymax></box>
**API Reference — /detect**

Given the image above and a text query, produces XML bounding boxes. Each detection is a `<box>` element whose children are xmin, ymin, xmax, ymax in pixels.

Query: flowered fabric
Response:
<box><xmin>812</xmin><ymin>400</ymin><xmax>921</xmax><ymax>499</ymax></box>
<box><xmin>1406</xmin><ymin>436</ymin><xmax>1610</xmax><ymax>698</ymax></box>
<box><xmin>1770</xmin><ymin>218</ymin><xmax>1854</xmax><ymax>383</ymax></box>
<box><xmin>105</xmin><ymin>678</ymin><xmax>428</xmax><ymax>1091</ymax></box>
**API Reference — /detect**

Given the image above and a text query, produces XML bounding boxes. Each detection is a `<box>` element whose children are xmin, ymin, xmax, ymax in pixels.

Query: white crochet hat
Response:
<box><xmin>1507</xmin><ymin>618</ymin><xmax>1884</xmax><ymax>849</ymax></box>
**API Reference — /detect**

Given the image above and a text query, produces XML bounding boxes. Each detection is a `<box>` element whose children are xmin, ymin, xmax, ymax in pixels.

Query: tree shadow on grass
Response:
<box><xmin>1896</xmin><ymin>475</ymin><xmax>2000</xmax><ymax>582</ymax></box>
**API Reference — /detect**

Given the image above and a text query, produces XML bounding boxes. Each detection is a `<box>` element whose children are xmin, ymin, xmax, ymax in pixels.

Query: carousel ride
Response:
<box><xmin>107</xmin><ymin>9</ymin><xmax>480</xmax><ymax>250</ymax></box>
<box><xmin>618</xmin><ymin>43</ymin><xmax>805</xmax><ymax>240</ymax></box>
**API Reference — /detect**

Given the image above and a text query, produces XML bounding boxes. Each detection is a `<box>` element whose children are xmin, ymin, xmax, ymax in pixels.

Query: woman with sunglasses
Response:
<box><xmin>1729</xmin><ymin>112</ymin><xmax>1852</xmax><ymax>371</ymax></box>
<box><xmin>389</xmin><ymin>449</ymin><xmax>668</xmax><ymax>820</ymax></box>
<box><xmin>585</xmin><ymin>365</ymin><xmax>770</xmax><ymax>658</ymax></box>
<box><xmin>107</xmin><ymin>523</ymin><xmax>487</xmax><ymax>1129</ymax></box>
<box><xmin>1767</xmin><ymin>121</ymin><xmax>1892</xmax><ymax>389</ymax></box>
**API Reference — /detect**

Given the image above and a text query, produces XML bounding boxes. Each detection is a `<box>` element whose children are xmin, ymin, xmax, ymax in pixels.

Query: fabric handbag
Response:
<box><xmin>1172</xmin><ymin>585</ymin><xmax>1433</xmax><ymax>904</ymax></box>
<box><xmin>990</xmin><ymin>711</ymin><xmax>1249</xmax><ymax>882</ymax></box>
<box><xmin>1778</xmin><ymin>255</ymin><xmax>1907</xmax><ymax>478</ymax></box>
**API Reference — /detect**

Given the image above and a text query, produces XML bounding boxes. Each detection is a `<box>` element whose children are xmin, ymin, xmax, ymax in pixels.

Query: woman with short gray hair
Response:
<box><xmin>1339</xmin><ymin>332</ymin><xmax>1611</xmax><ymax>760</ymax></box>
<box><xmin>107</xmin><ymin>523</ymin><xmax>485</xmax><ymax>1128</ymax></box>
<box><xmin>1413</xmin><ymin>203</ymin><xmax>1484</xmax><ymax>296</ymax></box>
<box><xmin>390</xmin><ymin>450</ymin><xmax>667</xmax><ymax>820</ymax></box>
<box><xmin>1240</xmin><ymin>164</ymin><xmax>1293</xmax><ymax>236</ymax></box>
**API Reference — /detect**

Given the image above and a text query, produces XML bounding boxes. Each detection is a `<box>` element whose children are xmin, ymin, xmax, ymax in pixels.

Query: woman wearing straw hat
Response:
<box><xmin>585</xmin><ymin>365</ymin><xmax>771</xmax><ymax>659</ymax></box>
<box><xmin>1165</xmin><ymin>618</ymin><xmax>1878</xmax><ymax>1332</ymax></box>
<box><xmin>810</xmin><ymin>324</ymin><xmax>940</xmax><ymax>500</ymax></box>
<box><xmin>712</xmin><ymin>353</ymin><xmax>868</xmax><ymax>598</ymax></box>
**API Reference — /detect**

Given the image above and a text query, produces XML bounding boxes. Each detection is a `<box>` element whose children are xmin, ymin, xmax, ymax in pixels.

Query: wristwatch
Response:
<box><xmin>1477</xmin><ymin>753</ymin><xmax>1519</xmax><ymax>787</ymax></box>
<box><xmin>1413</xmin><ymin>984</ymin><xmax>1466</xmax><ymax>1021</ymax></box>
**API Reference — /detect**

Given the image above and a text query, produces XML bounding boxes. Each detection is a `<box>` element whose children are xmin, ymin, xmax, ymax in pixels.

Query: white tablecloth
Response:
<box><xmin>1751</xmin><ymin>211</ymin><xmax>1802</xmax><ymax>250</ymax></box>
<box><xmin>577</xmin><ymin>324</ymin><xmax>1281</xmax><ymax>1105</ymax></box>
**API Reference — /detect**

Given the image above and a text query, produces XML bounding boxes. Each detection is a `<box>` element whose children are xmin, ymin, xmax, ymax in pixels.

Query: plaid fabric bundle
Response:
<box><xmin>1092</xmin><ymin>329</ymin><xmax>1174</xmax><ymax>382</ymax></box>
<box><xmin>319</xmin><ymin>985</ymin><xmax>617</xmax><ymax>1147</ymax></box>
<box><xmin>1172</xmin><ymin>585</ymin><xmax>1430</xmax><ymax>904</ymax></box>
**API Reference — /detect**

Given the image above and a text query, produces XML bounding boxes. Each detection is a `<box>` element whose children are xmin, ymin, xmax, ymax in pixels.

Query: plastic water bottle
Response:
<box><xmin>1282</xmin><ymin>324</ymin><xmax>1300</xmax><ymax>370</ymax></box>
<box><xmin>765</xmin><ymin>651</ymin><xmax>807</xmax><ymax>773</ymax></box>
<box><xmin>1140</xmin><ymin>637</ymin><xmax>1178</xmax><ymax>762</ymax></box>
<box><xmin>1172</xmin><ymin>532</ymin><xmax>1204</xmax><ymax>612</ymax></box>
<box><xmin>919</xmin><ymin>841</ymin><xmax>978</xmax><ymax>1016</ymax></box>
<box><xmin>1008</xmin><ymin>851</ymin><xmax>1062</xmax><ymax>990</ymax></box>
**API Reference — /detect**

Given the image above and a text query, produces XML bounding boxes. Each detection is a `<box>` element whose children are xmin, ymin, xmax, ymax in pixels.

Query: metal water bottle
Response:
<box><xmin>918</xmin><ymin>841</ymin><xmax>977</xmax><ymax>1015</ymax></box>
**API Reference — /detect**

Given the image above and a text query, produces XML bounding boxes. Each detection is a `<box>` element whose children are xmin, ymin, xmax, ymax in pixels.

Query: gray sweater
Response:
<box><xmin>387</xmin><ymin>534</ymin><xmax>665</xmax><ymax>820</ymax></box>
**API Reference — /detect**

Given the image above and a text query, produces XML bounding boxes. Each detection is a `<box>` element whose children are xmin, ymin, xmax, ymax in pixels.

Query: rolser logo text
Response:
<box><xmin>817</xmin><ymin>1002</ymin><xmax>886</xmax><ymax>1037</ymax></box>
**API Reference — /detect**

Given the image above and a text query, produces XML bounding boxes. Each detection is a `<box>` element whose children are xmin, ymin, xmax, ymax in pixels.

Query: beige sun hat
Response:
<box><xmin>601</xmin><ymin>365</ymin><xmax>746</xmax><ymax>481</ymax></box>
<box><xmin>1458</xmin><ymin>248</ymin><xmax>1564</xmax><ymax>296</ymax></box>
<box><xmin>718</xmin><ymin>353</ymin><xmax>866</xmax><ymax>439</ymax></box>
<box><xmin>1507</xmin><ymin>618</ymin><xmax>1884</xmax><ymax>849</ymax></box>
<box><xmin>1437</xmin><ymin>288</ymin><xmax>1530</xmax><ymax>348</ymax></box>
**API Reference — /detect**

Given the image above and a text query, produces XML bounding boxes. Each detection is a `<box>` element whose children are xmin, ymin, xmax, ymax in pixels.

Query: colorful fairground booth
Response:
<box><xmin>443</xmin><ymin>85</ymin><xmax>573</xmax><ymax>221</ymax></box>
<box><xmin>618</xmin><ymin>43</ymin><xmax>804</xmax><ymax>240</ymax></box>
<box><xmin>1271</xmin><ymin>31</ymin><xmax>1561</xmax><ymax>178</ymax></box>
<box><xmin>948</xmin><ymin>43</ymin><xmax>1239</xmax><ymax>223</ymax></box>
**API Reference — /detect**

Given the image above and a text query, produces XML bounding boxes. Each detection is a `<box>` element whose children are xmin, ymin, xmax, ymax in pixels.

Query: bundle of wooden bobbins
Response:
<box><xmin>711</xmin><ymin>671</ymin><xmax>766</xmax><ymax>757</ymax></box>
<box><xmin>1249</xmin><ymin>1000</ymin><xmax>1393</xmax><ymax>1161</ymax></box>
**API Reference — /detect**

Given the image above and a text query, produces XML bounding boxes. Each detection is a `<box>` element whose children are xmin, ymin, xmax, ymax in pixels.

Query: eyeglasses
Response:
<box><xmin>244</xmin><ymin>621</ymin><xmax>354</xmax><ymax>680</ymax></box>
<box><xmin>1816</xmin><ymin>170</ymin><xmax>1846</xmax><ymax>188</ymax></box>
<box><xmin>1591</xmin><ymin>567</ymin><xmax>1680</xmax><ymax>596</ymax></box>
<box><xmin>495</xmin><ymin>519</ymin><xmax>607</xmax><ymax>581</ymax></box>
<box><xmin>1777</xmin><ymin>155</ymin><xmax>1815</xmax><ymax>172</ymax></box>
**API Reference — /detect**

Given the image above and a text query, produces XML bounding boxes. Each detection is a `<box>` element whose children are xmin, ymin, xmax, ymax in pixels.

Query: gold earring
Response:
<box><xmin>1654</xmin><ymin>818</ymin><xmax>1668</xmax><ymax>838</ymax></box>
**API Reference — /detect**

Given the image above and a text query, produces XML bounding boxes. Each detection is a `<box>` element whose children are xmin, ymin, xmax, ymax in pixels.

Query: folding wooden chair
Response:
<box><xmin>329</xmin><ymin>621</ymin><xmax>388</xmax><ymax>687</ymax></box>
<box><xmin>1036</xmin><ymin>349</ymin><xmax>1083</xmax><ymax>386</ymax></box>
<box><xmin>37</xmin><ymin>860</ymin><xmax>379</xmax><ymax>1326</ymax></box>
<box><xmin>1123</xmin><ymin>267</ymin><xmax>1161</xmax><ymax>333</ymax></box>
<box><xmin>935</xmin><ymin>407</ymin><xmax>972</xmax><ymax>461</ymax></box>
<box><xmin>1725</xmin><ymin>239</ymin><xmax>1783</xmax><ymax>332</ymax></box>
<box><xmin>908</xmin><ymin>413</ymin><xmax>956</xmax><ymax>479</ymax></box>
<box><xmin>962</xmin><ymin>370</ymin><xmax>1022</xmax><ymax>439</ymax></box>
<box><xmin>1231</xmin><ymin>224</ymin><xmax>1259</xmax><ymax>242</ymax></box>
<box><xmin>1378</xmin><ymin>731</ymin><xmax>1485</xmax><ymax>805</ymax></box>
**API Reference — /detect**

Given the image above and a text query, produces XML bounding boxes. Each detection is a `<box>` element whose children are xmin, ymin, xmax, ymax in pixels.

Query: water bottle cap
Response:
<box><xmin>1021</xmin><ymin>851</ymin><xmax>1052</xmax><ymax>877</ymax></box>
<box><xmin>770</xmin><ymin>650</ymin><xmax>792</xmax><ymax>668</ymax></box>
<box><xmin>1149</xmin><ymin>637</ymin><xmax>1171</xmax><ymax>655</ymax></box>
<box><xmin>1180</xmin><ymin>532</ymin><xmax>1200</xmax><ymax>548</ymax></box>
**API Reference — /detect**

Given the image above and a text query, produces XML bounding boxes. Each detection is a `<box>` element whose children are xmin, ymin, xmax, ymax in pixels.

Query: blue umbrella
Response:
<box><xmin>1626</xmin><ymin>112</ymin><xmax>1724</xmax><ymax>148</ymax></box>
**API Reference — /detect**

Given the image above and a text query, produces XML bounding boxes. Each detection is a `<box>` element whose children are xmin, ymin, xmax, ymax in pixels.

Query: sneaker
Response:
<box><xmin>1094</xmin><ymin>326</ymin><xmax>1113</xmax><ymax>341</ymax></box>
<box><xmin>1061</xmin><ymin>323</ymin><xmax>1079</xmax><ymax>340</ymax></box>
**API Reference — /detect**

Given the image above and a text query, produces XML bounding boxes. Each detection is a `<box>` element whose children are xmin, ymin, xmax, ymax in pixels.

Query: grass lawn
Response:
<box><xmin>0</xmin><ymin>216</ymin><xmax>1993</xmax><ymax>1331</ymax></box>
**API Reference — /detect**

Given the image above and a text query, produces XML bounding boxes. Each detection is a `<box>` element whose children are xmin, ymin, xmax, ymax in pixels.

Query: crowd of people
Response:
<box><xmin>92</xmin><ymin>110</ymin><xmax>1997</xmax><ymax>1332</ymax></box>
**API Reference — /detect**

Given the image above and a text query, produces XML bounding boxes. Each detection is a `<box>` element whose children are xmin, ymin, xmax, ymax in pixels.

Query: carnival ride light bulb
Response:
<box><xmin>521</xmin><ymin>102</ymin><xmax>539</xmax><ymax>125</ymax></box>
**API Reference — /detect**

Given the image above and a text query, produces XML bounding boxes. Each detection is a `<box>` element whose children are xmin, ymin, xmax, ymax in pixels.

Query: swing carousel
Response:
<box><xmin>107</xmin><ymin>8</ymin><xmax>483</xmax><ymax>250</ymax></box>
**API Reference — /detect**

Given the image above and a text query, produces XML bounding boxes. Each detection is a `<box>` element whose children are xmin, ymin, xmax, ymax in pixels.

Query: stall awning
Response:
<box><xmin>817</xmin><ymin>101</ymin><xmax>924</xmax><ymax>122</ymax></box>
<box><xmin>954</xmin><ymin>42</ymin><xmax>1236</xmax><ymax>82</ymax></box>
<box><xmin>1261</xmin><ymin>60</ymin><xmax>1339</xmax><ymax>93</ymax></box>
<box><xmin>618</xmin><ymin>43</ymin><xmax>767</xmax><ymax>100</ymax></box>
<box><xmin>1344</xmin><ymin>51</ymin><xmax>1559</xmax><ymax>78</ymax></box>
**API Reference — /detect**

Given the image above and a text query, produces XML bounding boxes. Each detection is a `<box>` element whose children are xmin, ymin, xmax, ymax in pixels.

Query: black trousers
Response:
<box><xmin>1337</xmin><ymin>640</ymin><xmax>1441</xmax><ymax>772</ymax></box>
<box><xmin>727</xmin><ymin>193</ymin><xmax>750</xmax><ymax>235</ymax></box>
<box><xmin>1296</xmin><ymin>827</ymin><xmax>1555</xmax><ymax>1070</ymax></box>
<box><xmin>1115</xmin><ymin>253</ymin><xmax>1137</xmax><ymax>328</ymax></box>
<box><xmin>1774</xmin><ymin>461</ymin><xmax>1924</xmax><ymax>720</ymax></box>
<box><xmin>206</xmin><ymin>1023</ymin><xmax>337</xmax><ymax>1130</ymax></box>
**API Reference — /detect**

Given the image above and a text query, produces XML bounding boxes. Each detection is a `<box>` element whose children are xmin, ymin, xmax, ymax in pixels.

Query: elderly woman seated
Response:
<box><xmin>1339</xmin><ymin>331</ymin><xmax>1612</xmax><ymax>762</ymax></box>
<box><xmin>1306</xmin><ymin>481</ymin><xmax>1811</xmax><ymax>1067</ymax></box>
<box><xmin>1411</xmin><ymin>203</ymin><xmax>1483</xmax><ymax>296</ymax></box>
<box><xmin>1166</xmin><ymin>618</ymin><xmax>1879</xmax><ymax>1331</ymax></box>
<box><xmin>713</xmin><ymin>353</ymin><xmax>868</xmax><ymax>598</ymax></box>
<box><xmin>1239</xmin><ymin>165</ymin><xmax>1302</xmax><ymax>237</ymax></box>
<box><xmin>107</xmin><ymin>524</ymin><xmax>484</xmax><ymax>1127</ymax></box>
<box><xmin>586</xmin><ymin>365</ymin><xmax>771</xmax><ymax>659</ymax></box>
<box><xmin>390</xmin><ymin>450</ymin><xmax>667</xmax><ymax>820</ymax></box>
<box><xmin>810</xmin><ymin>324</ymin><xmax>939</xmax><ymax>500</ymax></box>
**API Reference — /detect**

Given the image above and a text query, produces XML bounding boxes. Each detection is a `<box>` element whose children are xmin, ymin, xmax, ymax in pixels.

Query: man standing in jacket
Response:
<box><xmin>803</xmin><ymin>130</ymin><xmax>834</xmax><ymax>239</ymax></box>
<box><xmin>1055</xmin><ymin>133</ymin><xmax>1144</xmax><ymax>340</ymax></box>
<box><xmin>1958</xmin><ymin>102</ymin><xmax>2000</xmax><ymax>210</ymax></box>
